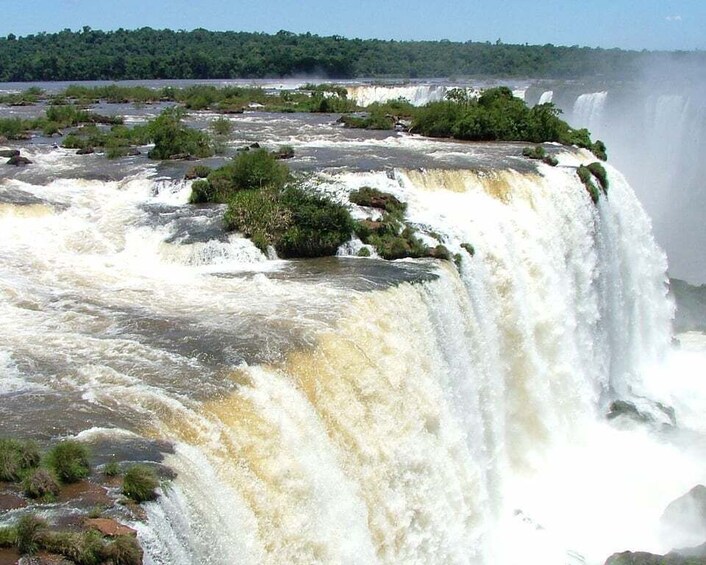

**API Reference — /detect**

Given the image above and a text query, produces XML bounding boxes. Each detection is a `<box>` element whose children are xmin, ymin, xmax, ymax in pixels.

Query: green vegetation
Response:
<box><xmin>103</xmin><ymin>460</ymin><xmax>121</xmax><ymax>477</ymax></box>
<box><xmin>523</xmin><ymin>145</ymin><xmax>559</xmax><ymax>166</ymax></box>
<box><xmin>357</xmin><ymin>247</ymin><xmax>371</xmax><ymax>257</ymax></box>
<box><xmin>0</xmin><ymin>28</ymin><xmax>693</xmax><ymax>81</ymax></box>
<box><xmin>122</xmin><ymin>464</ymin><xmax>159</xmax><ymax>503</ymax></box>
<box><xmin>23</xmin><ymin>468</ymin><xmax>60</xmax><ymax>500</ymax></box>
<box><xmin>46</xmin><ymin>439</ymin><xmax>90</xmax><ymax>483</ymax></box>
<box><xmin>0</xmin><ymin>439</ymin><xmax>40</xmax><ymax>481</ymax></box>
<box><xmin>461</xmin><ymin>243</ymin><xmax>476</xmax><ymax>256</ymax></box>
<box><xmin>349</xmin><ymin>186</ymin><xmax>407</xmax><ymax>215</ymax></box>
<box><xmin>16</xmin><ymin>514</ymin><xmax>46</xmax><ymax>555</ymax></box>
<box><xmin>587</xmin><ymin>162</ymin><xmax>609</xmax><ymax>191</ymax></box>
<box><xmin>576</xmin><ymin>161</ymin><xmax>609</xmax><ymax>204</ymax></box>
<box><xmin>226</xmin><ymin>186</ymin><xmax>355</xmax><ymax>258</ymax></box>
<box><xmin>354</xmin><ymin>216</ymin><xmax>430</xmax><ymax>260</ymax></box>
<box><xmin>146</xmin><ymin>106</ymin><xmax>213</xmax><ymax>159</ymax></box>
<box><xmin>210</xmin><ymin>116</ymin><xmax>232</xmax><ymax>135</ymax></box>
<box><xmin>3</xmin><ymin>523</ymin><xmax>143</xmax><ymax>565</ymax></box>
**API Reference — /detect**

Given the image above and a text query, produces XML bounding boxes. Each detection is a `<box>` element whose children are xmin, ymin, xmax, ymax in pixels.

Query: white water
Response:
<box><xmin>571</xmin><ymin>92</ymin><xmax>608</xmax><ymax>134</ymax></box>
<box><xmin>538</xmin><ymin>90</ymin><xmax>554</xmax><ymax>105</ymax></box>
<box><xmin>347</xmin><ymin>85</ymin><xmax>448</xmax><ymax>107</ymax></box>
<box><xmin>2</xmin><ymin>147</ymin><xmax>705</xmax><ymax>564</ymax></box>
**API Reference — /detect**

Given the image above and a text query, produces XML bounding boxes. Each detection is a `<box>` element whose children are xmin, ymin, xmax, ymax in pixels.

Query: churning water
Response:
<box><xmin>1</xmin><ymin>90</ymin><xmax>705</xmax><ymax>565</ymax></box>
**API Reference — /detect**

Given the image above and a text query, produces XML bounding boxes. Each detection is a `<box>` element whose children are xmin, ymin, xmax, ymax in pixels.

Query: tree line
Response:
<box><xmin>0</xmin><ymin>27</ymin><xmax>699</xmax><ymax>82</ymax></box>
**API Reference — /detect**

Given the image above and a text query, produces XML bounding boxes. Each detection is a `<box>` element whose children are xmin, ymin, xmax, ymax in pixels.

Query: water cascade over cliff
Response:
<box><xmin>1</xmin><ymin>136</ymin><xmax>703</xmax><ymax>564</ymax></box>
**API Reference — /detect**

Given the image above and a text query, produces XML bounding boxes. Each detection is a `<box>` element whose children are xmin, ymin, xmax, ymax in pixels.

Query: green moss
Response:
<box><xmin>46</xmin><ymin>440</ymin><xmax>90</xmax><ymax>484</ymax></box>
<box><xmin>542</xmin><ymin>154</ymin><xmax>559</xmax><ymax>167</ymax></box>
<box><xmin>122</xmin><ymin>464</ymin><xmax>159</xmax><ymax>503</ymax></box>
<box><xmin>0</xmin><ymin>439</ymin><xmax>40</xmax><ymax>481</ymax></box>
<box><xmin>357</xmin><ymin>247</ymin><xmax>371</xmax><ymax>257</ymax></box>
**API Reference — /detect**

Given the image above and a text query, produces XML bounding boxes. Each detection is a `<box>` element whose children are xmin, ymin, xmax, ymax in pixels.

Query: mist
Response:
<box><xmin>565</xmin><ymin>55</ymin><xmax>706</xmax><ymax>285</ymax></box>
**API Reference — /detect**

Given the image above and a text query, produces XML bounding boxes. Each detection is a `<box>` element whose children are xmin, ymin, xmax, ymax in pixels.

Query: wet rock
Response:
<box><xmin>17</xmin><ymin>552</ymin><xmax>70</xmax><ymax>565</ymax></box>
<box><xmin>272</xmin><ymin>146</ymin><xmax>294</xmax><ymax>160</ymax></box>
<box><xmin>76</xmin><ymin>147</ymin><xmax>94</xmax><ymax>155</ymax></box>
<box><xmin>6</xmin><ymin>154</ymin><xmax>31</xmax><ymax>166</ymax></box>
<box><xmin>0</xmin><ymin>547</ymin><xmax>21</xmax><ymax>565</ymax></box>
<box><xmin>57</xmin><ymin>480</ymin><xmax>112</xmax><ymax>508</ymax></box>
<box><xmin>0</xmin><ymin>149</ymin><xmax>20</xmax><ymax>158</ymax></box>
<box><xmin>84</xmin><ymin>518</ymin><xmax>137</xmax><ymax>537</ymax></box>
<box><xmin>0</xmin><ymin>490</ymin><xmax>27</xmax><ymax>511</ymax></box>
<box><xmin>606</xmin><ymin>399</ymin><xmax>676</xmax><ymax>427</ymax></box>
<box><xmin>168</xmin><ymin>153</ymin><xmax>195</xmax><ymax>161</ymax></box>
<box><xmin>249</xmin><ymin>142</ymin><xmax>260</xmax><ymax>149</ymax></box>
<box><xmin>605</xmin><ymin>550</ymin><xmax>706</xmax><ymax>564</ymax></box>
<box><xmin>350</xmin><ymin>186</ymin><xmax>406</xmax><ymax>214</ymax></box>
<box><xmin>661</xmin><ymin>485</ymin><xmax>706</xmax><ymax>549</ymax></box>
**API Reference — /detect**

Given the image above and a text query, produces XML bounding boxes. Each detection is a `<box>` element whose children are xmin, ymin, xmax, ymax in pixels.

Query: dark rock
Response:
<box><xmin>358</xmin><ymin>220</ymin><xmax>384</xmax><ymax>233</ymax></box>
<box><xmin>607</xmin><ymin>399</ymin><xmax>676</xmax><ymax>427</ymax></box>
<box><xmin>350</xmin><ymin>187</ymin><xmax>405</xmax><ymax>213</ymax></box>
<box><xmin>427</xmin><ymin>244</ymin><xmax>451</xmax><ymax>260</ymax></box>
<box><xmin>249</xmin><ymin>142</ymin><xmax>260</xmax><ymax>149</ymax></box>
<box><xmin>0</xmin><ymin>149</ymin><xmax>20</xmax><ymax>158</ymax></box>
<box><xmin>127</xmin><ymin>148</ymin><xmax>141</xmax><ymax>156</ymax></box>
<box><xmin>272</xmin><ymin>147</ymin><xmax>294</xmax><ymax>160</ymax></box>
<box><xmin>218</xmin><ymin>106</ymin><xmax>244</xmax><ymax>114</ymax></box>
<box><xmin>76</xmin><ymin>147</ymin><xmax>94</xmax><ymax>155</ymax></box>
<box><xmin>84</xmin><ymin>518</ymin><xmax>137</xmax><ymax>537</ymax></box>
<box><xmin>605</xmin><ymin>550</ymin><xmax>706</xmax><ymax>564</ymax></box>
<box><xmin>168</xmin><ymin>153</ymin><xmax>195</xmax><ymax>161</ymax></box>
<box><xmin>6</xmin><ymin>154</ymin><xmax>31</xmax><ymax>166</ymax></box>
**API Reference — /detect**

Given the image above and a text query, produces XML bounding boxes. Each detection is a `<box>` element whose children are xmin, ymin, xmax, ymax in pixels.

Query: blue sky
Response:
<box><xmin>2</xmin><ymin>0</ymin><xmax>705</xmax><ymax>50</ymax></box>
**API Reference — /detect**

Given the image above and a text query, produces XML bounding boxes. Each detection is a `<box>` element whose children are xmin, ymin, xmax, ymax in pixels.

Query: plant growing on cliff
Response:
<box><xmin>46</xmin><ymin>440</ymin><xmax>90</xmax><ymax>483</ymax></box>
<box><xmin>0</xmin><ymin>439</ymin><xmax>40</xmax><ymax>481</ymax></box>
<box><xmin>122</xmin><ymin>464</ymin><xmax>159</xmax><ymax>503</ymax></box>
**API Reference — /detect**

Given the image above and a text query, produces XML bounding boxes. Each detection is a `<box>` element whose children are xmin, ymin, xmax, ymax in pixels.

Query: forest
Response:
<box><xmin>0</xmin><ymin>27</ymin><xmax>699</xmax><ymax>81</ymax></box>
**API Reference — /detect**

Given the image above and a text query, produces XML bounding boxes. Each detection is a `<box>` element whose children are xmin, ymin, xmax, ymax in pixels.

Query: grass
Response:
<box><xmin>23</xmin><ymin>468</ymin><xmax>60</xmax><ymax>501</ymax></box>
<box><xmin>0</xmin><ymin>439</ymin><xmax>40</xmax><ymax>481</ymax></box>
<box><xmin>46</xmin><ymin>440</ymin><xmax>90</xmax><ymax>483</ymax></box>
<box><xmin>122</xmin><ymin>464</ymin><xmax>159</xmax><ymax>503</ymax></box>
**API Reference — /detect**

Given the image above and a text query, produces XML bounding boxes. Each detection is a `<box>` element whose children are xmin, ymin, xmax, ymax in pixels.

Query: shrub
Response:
<box><xmin>211</xmin><ymin>117</ymin><xmax>232</xmax><ymax>135</ymax></box>
<box><xmin>542</xmin><ymin>154</ymin><xmax>559</xmax><ymax>167</ymax></box>
<box><xmin>102</xmin><ymin>536</ymin><xmax>142</xmax><ymax>565</ymax></box>
<box><xmin>228</xmin><ymin>149</ymin><xmax>289</xmax><ymax>191</ymax></box>
<box><xmin>46</xmin><ymin>440</ymin><xmax>90</xmax><ymax>483</ymax></box>
<box><xmin>577</xmin><ymin>165</ymin><xmax>600</xmax><ymax>204</ymax></box>
<box><xmin>146</xmin><ymin>107</ymin><xmax>214</xmax><ymax>160</ymax></box>
<box><xmin>184</xmin><ymin>164</ymin><xmax>212</xmax><ymax>180</ymax></box>
<box><xmin>43</xmin><ymin>530</ymin><xmax>105</xmax><ymax>565</ymax></box>
<box><xmin>0</xmin><ymin>439</ymin><xmax>40</xmax><ymax>481</ymax></box>
<box><xmin>103</xmin><ymin>460</ymin><xmax>121</xmax><ymax>477</ymax></box>
<box><xmin>23</xmin><ymin>468</ymin><xmax>60</xmax><ymax>500</ymax></box>
<box><xmin>357</xmin><ymin>247</ymin><xmax>371</xmax><ymax>257</ymax></box>
<box><xmin>16</xmin><ymin>514</ymin><xmax>47</xmax><ymax>555</ymax></box>
<box><xmin>122</xmin><ymin>464</ymin><xmax>159</xmax><ymax>503</ymax></box>
<box><xmin>0</xmin><ymin>117</ymin><xmax>31</xmax><ymax>139</ymax></box>
<box><xmin>592</xmin><ymin>139</ymin><xmax>608</xmax><ymax>161</ymax></box>
<box><xmin>349</xmin><ymin>187</ymin><xmax>407</xmax><ymax>216</ymax></box>
<box><xmin>522</xmin><ymin>145</ymin><xmax>546</xmax><ymax>159</ymax></box>
<box><xmin>188</xmin><ymin>179</ymin><xmax>215</xmax><ymax>204</ymax></box>
<box><xmin>461</xmin><ymin>243</ymin><xmax>475</xmax><ymax>256</ymax></box>
<box><xmin>0</xmin><ymin>526</ymin><xmax>16</xmax><ymax>548</ymax></box>
<box><xmin>587</xmin><ymin>162</ymin><xmax>609</xmax><ymax>191</ymax></box>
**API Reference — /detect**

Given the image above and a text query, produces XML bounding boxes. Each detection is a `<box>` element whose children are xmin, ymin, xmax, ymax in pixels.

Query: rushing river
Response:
<box><xmin>1</xmin><ymin>82</ymin><xmax>706</xmax><ymax>565</ymax></box>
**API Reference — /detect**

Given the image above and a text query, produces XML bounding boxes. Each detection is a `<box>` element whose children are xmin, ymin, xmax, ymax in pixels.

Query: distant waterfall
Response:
<box><xmin>538</xmin><ymin>90</ymin><xmax>554</xmax><ymax>105</ymax></box>
<box><xmin>572</xmin><ymin>91</ymin><xmax>608</xmax><ymax>132</ymax></box>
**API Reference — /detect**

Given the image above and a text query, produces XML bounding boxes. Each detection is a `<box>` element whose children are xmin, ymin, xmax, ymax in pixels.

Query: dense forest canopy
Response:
<box><xmin>0</xmin><ymin>27</ymin><xmax>701</xmax><ymax>82</ymax></box>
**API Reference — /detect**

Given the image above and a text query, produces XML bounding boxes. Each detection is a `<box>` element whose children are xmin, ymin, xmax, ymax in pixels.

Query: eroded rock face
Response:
<box><xmin>6</xmin><ymin>154</ymin><xmax>31</xmax><ymax>166</ymax></box>
<box><xmin>0</xmin><ymin>148</ymin><xmax>20</xmax><ymax>158</ymax></box>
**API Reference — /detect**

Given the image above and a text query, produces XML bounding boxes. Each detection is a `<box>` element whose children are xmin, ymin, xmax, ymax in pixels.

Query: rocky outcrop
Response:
<box><xmin>0</xmin><ymin>148</ymin><xmax>20</xmax><ymax>158</ymax></box>
<box><xmin>6</xmin><ymin>154</ymin><xmax>31</xmax><ymax>166</ymax></box>
<box><xmin>84</xmin><ymin>518</ymin><xmax>137</xmax><ymax>537</ymax></box>
<box><xmin>605</xmin><ymin>550</ymin><xmax>706</xmax><ymax>564</ymax></box>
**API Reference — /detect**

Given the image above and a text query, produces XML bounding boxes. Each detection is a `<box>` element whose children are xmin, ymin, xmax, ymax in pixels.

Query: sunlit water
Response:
<box><xmin>1</xmin><ymin>97</ymin><xmax>705</xmax><ymax>565</ymax></box>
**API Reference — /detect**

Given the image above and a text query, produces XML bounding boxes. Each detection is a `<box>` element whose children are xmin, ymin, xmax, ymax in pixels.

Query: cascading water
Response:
<box><xmin>571</xmin><ymin>92</ymin><xmax>608</xmax><ymax>133</ymax></box>
<box><xmin>346</xmin><ymin>85</ymin><xmax>448</xmax><ymax>107</ymax></box>
<box><xmin>2</xmin><ymin>111</ymin><xmax>704</xmax><ymax>564</ymax></box>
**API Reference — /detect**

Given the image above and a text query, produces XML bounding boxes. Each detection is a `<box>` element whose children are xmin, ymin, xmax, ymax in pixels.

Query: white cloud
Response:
<box><xmin>665</xmin><ymin>15</ymin><xmax>683</xmax><ymax>22</ymax></box>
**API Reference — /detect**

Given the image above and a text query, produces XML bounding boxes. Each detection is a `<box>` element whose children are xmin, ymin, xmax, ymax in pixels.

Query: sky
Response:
<box><xmin>2</xmin><ymin>0</ymin><xmax>705</xmax><ymax>51</ymax></box>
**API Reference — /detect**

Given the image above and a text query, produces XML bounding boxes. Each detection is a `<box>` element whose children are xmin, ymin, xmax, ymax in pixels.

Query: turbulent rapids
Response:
<box><xmin>1</xmin><ymin>84</ymin><xmax>706</xmax><ymax>565</ymax></box>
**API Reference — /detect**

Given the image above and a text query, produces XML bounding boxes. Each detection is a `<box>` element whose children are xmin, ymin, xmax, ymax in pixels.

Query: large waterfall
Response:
<box><xmin>2</xmin><ymin>78</ymin><xmax>706</xmax><ymax>564</ymax></box>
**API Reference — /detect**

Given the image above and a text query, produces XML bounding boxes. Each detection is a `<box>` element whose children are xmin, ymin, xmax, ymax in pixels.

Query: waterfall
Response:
<box><xmin>571</xmin><ymin>92</ymin><xmax>608</xmax><ymax>132</ymax></box>
<box><xmin>2</xmin><ymin>145</ymin><xmax>700</xmax><ymax>564</ymax></box>
<box><xmin>346</xmin><ymin>85</ymin><xmax>448</xmax><ymax>107</ymax></box>
<box><xmin>538</xmin><ymin>90</ymin><xmax>554</xmax><ymax>105</ymax></box>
